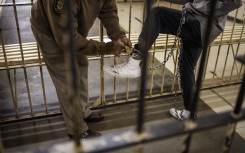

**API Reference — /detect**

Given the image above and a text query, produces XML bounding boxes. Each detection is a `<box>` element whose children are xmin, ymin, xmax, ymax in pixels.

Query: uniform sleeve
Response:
<box><xmin>98</xmin><ymin>0</ymin><xmax>126</xmax><ymax>41</ymax></box>
<box><xmin>43</xmin><ymin>0</ymin><xmax>108</xmax><ymax>55</ymax></box>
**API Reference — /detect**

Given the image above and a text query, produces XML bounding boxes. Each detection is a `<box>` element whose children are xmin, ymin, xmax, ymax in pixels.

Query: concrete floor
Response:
<box><xmin>0</xmin><ymin>0</ymin><xmax>245</xmax><ymax>152</ymax></box>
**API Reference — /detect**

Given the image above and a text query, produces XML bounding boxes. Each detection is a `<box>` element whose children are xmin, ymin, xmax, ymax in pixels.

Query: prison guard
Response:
<box><xmin>30</xmin><ymin>0</ymin><xmax>126</xmax><ymax>55</ymax></box>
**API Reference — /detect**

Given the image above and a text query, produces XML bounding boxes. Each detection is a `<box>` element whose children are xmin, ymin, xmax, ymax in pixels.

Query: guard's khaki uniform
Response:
<box><xmin>30</xmin><ymin>0</ymin><xmax>125</xmax><ymax>135</ymax></box>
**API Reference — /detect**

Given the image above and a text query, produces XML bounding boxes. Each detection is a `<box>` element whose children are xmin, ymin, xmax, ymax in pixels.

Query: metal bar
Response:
<box><xmin>0</xmin><ymin>113</ymin><xmax>2</xmax><ymax>122</ymax></box>
<box><xmin>31</xmin><ymin>0</ymin><xmax>45</xmax><ymax>116</ymax></box>
<box><xmin>187</xmin><ymin>0</ymin><xmax>218</xmax><ymax>152</ymax></box>
<box><xmin>13</xmin><ymin>69</ymin><xmax>18</xmax><ymax>116</ymax></box>
<box><xmin>223</xmin><ymin>56</ymin><xmax>245</xmax><ymax>153</ymax></box>
<box><xmin>182</xmin><ymin>134</ymin><xmax>192</xmax><ymax>153</ymax></box>
<box><xmin>231</xmin><ymin>8</ymin><xmax>245</xmax><ymax>82</ymax></box>
<box><xmin>190</xmin><ymin>0</ymin><xmax>217</xmax><ymax>119</ymax></box>
<box><xmin>233</xmin><ymin>56</ymin><xmax>245</xmax><ymax>114</ymax></box>
<box><xmin>128</xmin><ymin>0</ymin><xmax>132</xmax><ymax>37</ymax></box>
<box><xmin>171</xmin><ymin>48</ymin><xmax>179</xmax><ymax>93</ymax></box>
<box><xmin>100</xmin><ymin>23</ymin><xmax>105</xmax><ymax>105</ymax></box>
<box><xmin>212</xmin><ymin>32</ymin><xmax>224</xmax><ymax>79</ymax></box>
<box><xmin>0</xmin><ymin>2</ymin><xmax>32</xmax><ymax>7</ymax></box>
<box><xmin>223</xmin><ymin>122</ymin><xmax>237</xmax><ymax>153</ymax></box>
<box><xmin>160</xmin><ymin>33</ymin><xmax>170</xmax><ymax>94</ymax></box>
<box><xmin>238</xmin><ymin>56</ymin><xmax>244</xmax><ymax>80</ymax></box>
<box><xmin>149</xmin><ymin>43</ymin><xmax>156</xmax><ymax>97</ymax></box>
<box><xmin>136</xmin><ymin>0</ymin><xmax>154</xmax><ymax>134</ymax></box>
<box><xmin>229</xmin><ymin>44</ymin><xmax>240</xmax><ymax>82</ymax></box>
<box><xmin>0</xmin><ymin>131</ymin><xmax>4</xmax><ymax>153</ymax></box>
<box><xmin>7</xmin><ymin>72</ymin><xmax>19</xmax><ymax>118</ymax></box>
<box><xmin>12</xmin><ymin>0</ymin><xmax>34</xmax><ymax>116</ymax></box>
<box><xmin>125</xmin><ymin>0</ymin><xmax>133</xmax><ymax>102</ymax></box>
<box><xmin>203</xmin><ymin>46</ymin><xmax>211</xmax><ymax>82</ymax></box>
<box><xmin>0</xmin><ymin>29</ymin><xmax>19</xmax><ymax>118</ymax></box>
<box><xmin>0</xmin><ymin>63</ymin><xmax>46</xmax><ymax>71</ymax></box>
<box><xmin>137</xmin><ymin>78</ymin><xmax>141</xmax><ymax>99</ymax></box>
<box><xmin>37</xmin><ymin>45</ymin><xmax>48</xmax><ymax>114</ymax></box>
<box><xmin>65</xmin><ymin>0</ymin><xmax>83</xmax><ymax>150</ymax></box>
<box><xmin>0</xmin><ymin>111</ymin><xmax>62</xmax><ymax>125</ymax></box>
<box><xmin>113</xmin><ymin>57</ymin><xmax>117</xmax><ymax>103</ymax></box>
<box><xmin>221</xmin><ymin>9</ymin><xmax>239</xmax><ymax>79</ymax></box>
<box><xmin>126</xmin><ymin>79</ymin><xmax>130</xmax><ymax>101</ymax></box>
<box><xmin>160</xmin><ymin>48</ymin><xmax>167</xmax><ymax>94</ymax></box>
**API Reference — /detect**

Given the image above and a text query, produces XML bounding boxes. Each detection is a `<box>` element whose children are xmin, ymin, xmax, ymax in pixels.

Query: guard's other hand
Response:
<box><xmin>106</xmin><ymin>41</ymin><xmax>124</xmax><ymax>56</ymax></box>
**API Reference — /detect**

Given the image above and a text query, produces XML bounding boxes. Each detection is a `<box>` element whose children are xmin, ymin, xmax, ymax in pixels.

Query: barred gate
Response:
<box><xmin>0</xmin><ymin>0</ymin><xmax>245</xmax><ymax>153</ymax></box>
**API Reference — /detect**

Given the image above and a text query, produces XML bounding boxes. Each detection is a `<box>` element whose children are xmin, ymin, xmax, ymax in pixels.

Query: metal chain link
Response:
<box><xmin>174</xmin><ymin>45</ymin><xmax>182</xmax><ymax>109</ymax></box>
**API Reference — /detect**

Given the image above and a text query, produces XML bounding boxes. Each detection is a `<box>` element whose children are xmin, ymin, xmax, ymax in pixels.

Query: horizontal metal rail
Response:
<box><xmin>0</xmin><ymin>3</ymin><xmax>32</xmax><ymax>7</ymax></box>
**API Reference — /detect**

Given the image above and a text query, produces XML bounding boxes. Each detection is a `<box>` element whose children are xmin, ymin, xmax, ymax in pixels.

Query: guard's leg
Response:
<box><xmin>32</xmin><ymin>31</ymin><xmax>89</xmax><ymax>135</ymax></box>
<box><xmin>76</xmin><ymin>54</ymin><xmax>92</xmax><ymax>118</ymax></box>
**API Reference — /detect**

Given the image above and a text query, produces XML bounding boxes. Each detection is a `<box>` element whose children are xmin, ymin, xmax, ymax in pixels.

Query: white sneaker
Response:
<box><xmin>170</xmin><ymin>108</ymin><xmax>191</xmax><ymax>120</ymax></box>
<box><xmin>104</xmin><ymin>56</ymin><xmax>141</xmax><ymax>78</ymax></box>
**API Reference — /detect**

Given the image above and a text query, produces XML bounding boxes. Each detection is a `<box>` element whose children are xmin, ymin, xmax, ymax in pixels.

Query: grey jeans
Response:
<box><xmin>138</xmin><ymin>6</ymin><xmax>202</xmax><ymax>110</ymax></box>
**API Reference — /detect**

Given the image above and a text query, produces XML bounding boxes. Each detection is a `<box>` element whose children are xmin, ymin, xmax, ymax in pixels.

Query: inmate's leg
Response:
<box><xmin>179</xmin><ymin>41</ymin><xmax>202</xmax><ymax>110</ymax></box>
<box><xmin>170</xmin><ymin>40</ymin><xmax>202</xmax><ymax>120</ymax></box>
<box><xmin>137</xmin><ymin>6</ymin><xmax>182</xmax><ymax>51</ymax></box>
<box><xmin>104</xmin><ymin>6</ymin><xmax>182</xmax><ymax>77</ymax></box>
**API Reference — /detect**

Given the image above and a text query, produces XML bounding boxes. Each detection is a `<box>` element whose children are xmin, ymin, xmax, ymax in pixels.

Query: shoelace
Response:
<box><xmin>81</xmin><ymin>132</ymin><xmax>90</xmax><ymax>138</ymax></box>
<box><xmin>174</xmin><ymin>109</ymin><xmax>189</xmax><ymax>120</ymax></box>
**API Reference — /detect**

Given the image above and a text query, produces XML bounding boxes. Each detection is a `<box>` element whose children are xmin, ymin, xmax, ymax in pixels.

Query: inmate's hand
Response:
<box><xmin>106</xmin><ymin>41</ymin><xmax>124</xmax><ymax>56</ymax></box>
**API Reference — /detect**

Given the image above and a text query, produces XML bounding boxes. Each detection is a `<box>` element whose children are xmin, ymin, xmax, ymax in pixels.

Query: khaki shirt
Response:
<box><xmin>30</xmin><ymin>0</ymin><xmax>125</xmax><ymax>55</ymax></box>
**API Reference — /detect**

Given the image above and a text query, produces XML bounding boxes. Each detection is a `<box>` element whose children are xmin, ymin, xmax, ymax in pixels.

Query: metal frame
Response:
<box><xmin>0</xmin><ymin>0</ymin><xmax>245</xmax><ymax>152</ymax></box>
<box><xmin>0</xmin><ymin>0</ymin><xmax>243</xmax><ymax>120</ymax></box>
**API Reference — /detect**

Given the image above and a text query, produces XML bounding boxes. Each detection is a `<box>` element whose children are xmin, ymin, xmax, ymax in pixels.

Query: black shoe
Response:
<box><xmin>84</xmin><ymin>112</ymin><xmax>104</xmax><ymax>122</ymax></box>
<box><xmin>68</xmin><ymin>129</ymin><xmax>101</xmax><ymax>139</ymax></box>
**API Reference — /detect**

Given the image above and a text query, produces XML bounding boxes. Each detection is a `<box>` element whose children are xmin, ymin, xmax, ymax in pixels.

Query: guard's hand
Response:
<box><xmin>117</xmin><ymin>36</ymin><xmax>132</xmax><ymax>54</ymax></box>
<box><xmin>118</xmin><ymin>36</ymin><xmax>132</xmax><ymax>48</ymax></box>
<box><xmin>106</xmin><ymin>41</ymin><xmax>124</xmax><ymax>56</ymax></box>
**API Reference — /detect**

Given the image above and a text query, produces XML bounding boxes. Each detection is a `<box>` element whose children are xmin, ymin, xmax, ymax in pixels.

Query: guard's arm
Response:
<box><xmin>98</xmin><ymin>0</ymin><xmax>126</xmax><ymax>41</ymax></box>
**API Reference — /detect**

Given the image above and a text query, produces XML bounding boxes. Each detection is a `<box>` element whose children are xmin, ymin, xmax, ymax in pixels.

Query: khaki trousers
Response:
<box><xmin>32</xmin><ymin>29</ymin><xmax>92</xmax><ymax>135</ymax></box>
